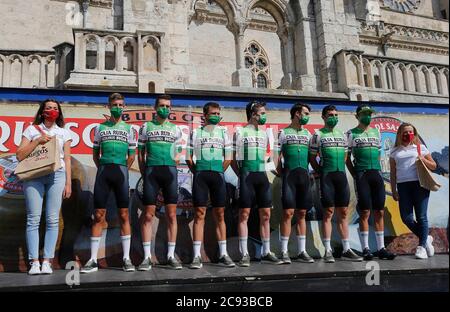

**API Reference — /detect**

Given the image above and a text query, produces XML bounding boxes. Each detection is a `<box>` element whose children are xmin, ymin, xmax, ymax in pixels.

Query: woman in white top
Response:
<box><xmin>389</xmin><ymin>122</ymin><xmax>437</xmax><ymax>259</ymax></box>
<box><xmin>16</xmin><ymin>99</ymin><xmax>72</xmax><ymax>275</ymax></box>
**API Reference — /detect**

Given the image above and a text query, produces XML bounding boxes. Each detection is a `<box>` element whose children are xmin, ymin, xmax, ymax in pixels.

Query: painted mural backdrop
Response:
<box><xmin>0</xmin><ymin>107</ymin><xmax>448</xmax><ymax>272</ymax></box>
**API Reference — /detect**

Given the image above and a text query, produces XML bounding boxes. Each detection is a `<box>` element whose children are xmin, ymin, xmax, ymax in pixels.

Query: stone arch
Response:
<box><xmin>189</xmin><ymin>0</ymin><xmax>238</xmax><ymax>26</ymax></box>
<box><xmin>8</xmin><ymin>54</ymin><xmax>24</xmax><ymax>87</ymax></box>
<box><xmin>442</xmin><ymin>68</ymin><xmax>449</xmax><ymax>96</ymax></box>
<box><xmin>120</xmin><ymin>37</ymin><xmax>137</xmax><ymax>72</ymax></box>
<box><xmin>408</xmin><ymin>65</ymin><xmax>420</xmax><ymax>93</ymax></box>
<box><xmin>419</xmin><ymin>65</ymin><xmax>431</xmax><ymax>93</ymax></box>
<box><xmin>362</xmin><ymin>58</ymin><xmax>373</xmax><ymax>88</ymax></box>
<box><xmin>385</xmin><ymin>62</ymin><xmax>396</xmax><ymax>90</ymax></box>
<box><xmin>103</xmin><ymin>35</ymin><xmax>119</xmax><ymax>71</ymax></box>
<box><xmin>244</xmin><ymin>0</ymin><xmax>295</xmax><ymax>27</ymax></box>
<box><xmin>142</xmin><ymin>35</ymin><xmax>161</xmax><ymax>72</ymax></box>
<box><xmin>245</xmin><ymin>0</ymin><xmax>298</xmax><ymax>88</ymax></box>
<box><xmin>430</xmin><ymin>67</ymin><xmax>442</xmax><ymax>94</ymax></box>
<box><xmin>398</xmin><ymin>63</ymin><xmax>409</xmax><ymax>91</ymax></box>
<box><xmin>371</xmin><ymin>60</ymin><xmax>383</xmax><ymax>89</ymax></box>
<box><xmin>346</xmin><ymin>54</ymin><xmax>362</xmax><ymax>86</ymax></box>
<box><xmin>84</xmin><ymin>34</ymin><xmax>100</xmax><ymax>70</ymax></box>
<box><xmin>27</xmin><ymin>55</ymin><xmax>42</xmax><ymax>88</ymax></box>
<box><xmin>45</xmin><ymin>55</ymin><xmax>56</xmax><ymax>88</ymax></box>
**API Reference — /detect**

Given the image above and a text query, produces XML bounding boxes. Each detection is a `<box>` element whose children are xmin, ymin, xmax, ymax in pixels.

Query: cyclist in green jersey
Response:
<box><xmin>231</xmin><ymin>100</ymin><xmax>281</xmax><ymax>267</ymax></box>
<box><xmin>186</xmin><ymin>102</ymin><xmax>235</xmax><ymax>269</ymax></box>
<box><xmin>346</xmin><ymin>104</ymin><xmax>396</xmax><ymax>260</ymax></box>
<box><xmin>138</xmin><ymin>94</ymin><xmax>183</xmax><ymax>270</ymax></box>
<box><xmin>275</xmin><ymin>103</ymin><xmax>314</xmax><ymax>264</ymax></box>
<box><xmin>309</xmin><ymin>105</ymin><xmax>362</xmax><ymax>263</ymax></box>
<box><xmin>81</xmin><ymin>93</ymin><xmax>137</xmax><ymax>273</ymax></box>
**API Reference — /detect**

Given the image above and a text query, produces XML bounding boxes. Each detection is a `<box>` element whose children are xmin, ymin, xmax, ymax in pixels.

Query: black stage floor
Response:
<box><xmin>0</xmin><ymin>255</ymin><xmax>448</xmax><ymax>292</ymax></box>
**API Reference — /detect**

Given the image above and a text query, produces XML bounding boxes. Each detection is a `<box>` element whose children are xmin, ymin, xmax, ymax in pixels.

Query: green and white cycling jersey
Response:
<box><xmin>277</xmin><ymin>127</ymin><xmax>311</xmax><ymax>171</ymax></box>
<box><xmin>187</xmin><ymin>125</ymin><xmax>232</xmax><ymax>173</ymax></box>
<box><xmin>93</xmin><ymin>120</ymin><xmax>137</xmax><ymax>166</ymax></box>
<box><xmin>309</xmin><ymin>127</ymin><xmax>348</xmax><ymax>174</ymax></box>
<box><xmin>234</xmin><ymin>125</ymin><xmax>269</xmax><ymax>173</ymax></box>
<box><xmin>346</xmin><ymin>127</ymin><xmax>382</xmax><ymax>172</ymax></box>
<box><xmin>138</xmin><ymin>120</ymin><xmax>183</xmax><ymax>167</ymax></box>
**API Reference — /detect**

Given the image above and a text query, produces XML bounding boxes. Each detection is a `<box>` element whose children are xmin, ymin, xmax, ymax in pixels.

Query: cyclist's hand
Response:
<box><xmin>392</xmin><ymin>190</ymin><xmax>399</xmax><ymax>201</ymax></box>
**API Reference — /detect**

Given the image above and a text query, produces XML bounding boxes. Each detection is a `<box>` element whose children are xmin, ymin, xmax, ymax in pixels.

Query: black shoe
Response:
<box><xmin>377</xmin><ymin>247</ymin><xmax>397</xmax><ymax>260</ymax></box>
<box><xmin>341</xmin><ymin>249</ymin><xmax>363</xmax><ymax>262</ymax></box>
<box><xmin>362</xmin><ymin>248</ymin><xmax>374</xmax><ymax>261</ymax></box>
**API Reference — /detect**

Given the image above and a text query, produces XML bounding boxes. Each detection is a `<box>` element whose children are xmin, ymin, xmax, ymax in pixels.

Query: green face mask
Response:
<box><xmin>326</xmin><ymin>116</ymin><xmax>338</xmax><ymax>128</ymax></box>
<box><xmin>359</xmin><ymin>115</ymin><xmax>372</xmax><ymax>126</ymax></box>
<box><xmin>110</xmin><ymin>106</ymin><xmax>123</xmax><ymax>119</ymax></box>
<box><xmin>208</xmin><ymin>115</ymin><xmax>221</xmax><ymax>125</ymax></box>
<box><xmin>257</xmin><ymin>114</ymin><xmax>267</xmax><ymax>125</ymax></box>
<box><xmin>299</xmin><ymin>115</ymin><xmax>310</xmax><ymax>125</ymax></box>
<box><xmin>157</xmin><ymin>107</ymin><xmax>170</xmax><ymax>119</ymax></box>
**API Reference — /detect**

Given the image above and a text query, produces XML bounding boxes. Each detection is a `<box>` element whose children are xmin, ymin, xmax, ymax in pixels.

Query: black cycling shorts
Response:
<box><xmin>354</xmin><ymin>170</ymin><xmax>386</xmax><ymax>211</ymax></box>
<box><xmin>320</xmin><ymin>171</ymin><xmax>350</xmax><ymax>208</ymax></box>
<box><xmin>239</xmin><ymin>171</ymin><xmax>272</xmax><ymax>209</ymax></box>
<box><xmin>94</xmin><ymin>164</ymin><xmax>129</xmax><ymax>209</ymax></box>
<box><xmin>282</xmin><ymin>167</ymin><xmax>313</xmax><ymax>210</ymax></box>
<box><xmin>192</xmin><ymin>171</ymin><xmax>226</xmax><ymax>208</ymax></box>
<box><xmin>143</xmin><ymin>166</ymin><xmax>178</xmax><ymax>205</ymax></box>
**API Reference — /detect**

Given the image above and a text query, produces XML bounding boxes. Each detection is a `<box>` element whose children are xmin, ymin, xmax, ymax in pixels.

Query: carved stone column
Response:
<box><xmin>228</xmin><ymin>19</ymin><xmax>252</xmax><ymax>87</ymax></box>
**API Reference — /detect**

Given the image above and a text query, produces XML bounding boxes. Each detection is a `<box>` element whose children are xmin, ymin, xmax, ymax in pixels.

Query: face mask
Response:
<box><xmin>157</xmin><ymin>107</ymin><xmax>170</xmax><ymax>119</ymax></box>
<box><xmin>110</xmin><ymin>106</ymin><xmax>123</xmax><ymax>119</ymax></box>
<box><xmin>402</xmin><ymin>132</ymin><xmax>414</xmax><ymax>143</ymax></box>
<box><xmin>326</xmin><ymin>116</ymin><xmax>338</xmax><ymax>128</ymax></box>
<box><xmin>43</xmin><ymin>110</ymin><xmax>59</xmax><ymax>122</ymax></box>
<box><xmin>257</xmin><ymin>114</ymin><xmax>267</xmax><ymax>125</ymax></box>
<box><xmin>208</xmin><ymin>115</ymin><xmax>221</xmax><ymax>125</ymax></box>
<box><xmin>299</xmin><ymin>115</ymin><xmax>309</xmax><ymax>125</ymax></box>
<box><xmin>359</xmin><ymin>115</ymin><xmax>372</xmax><ymax>126</ymax></box>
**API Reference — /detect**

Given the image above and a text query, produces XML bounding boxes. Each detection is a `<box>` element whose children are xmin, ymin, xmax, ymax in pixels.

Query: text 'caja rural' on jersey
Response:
<box><xmin>277</xmin><ymin>126</ymin><xmax>311</xmax><ymax>171</ymax></box>
<box><xmin>346</xmin><ymin>127</ymin><xmax>382</xmax><ymax>172</ymax></box>
<box><xmin>93</xmin><ymin>120</ymin><xmax>137</xmax><ymax>166</ymax></box>
<box><xmin>234</xmin><ymin>125</ymin><xmax>270</xmax><ymax>173</ymax></box>
<box><xmin>309</xmin><ymin>127</ymin><xmax>348</xmax><ymax>174</ymax></box>
<box><xmin>187</xmin><ymin>125</ymin><xmax>232</xmax><ymax>173</ymax></box>
<box><xmin>138</xmin><ymin>120</ymin><xmax>183</xmax><ymax>167</ymax></box>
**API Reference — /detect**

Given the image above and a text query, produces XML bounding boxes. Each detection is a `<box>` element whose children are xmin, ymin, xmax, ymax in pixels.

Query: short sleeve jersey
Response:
<box><xmin>93</xmin><ymin>120</ymin><xmax>137</xmax><ymax>166</ymax></box>
<box><xmin>138</xmin><ymin>120</ymin><xmax>182</xmax><ymax>167</ymax></box>
<box><xmin>309</xmin><ymin>127</ymin><xmax>348</xmax><ymax>174</ymax></box>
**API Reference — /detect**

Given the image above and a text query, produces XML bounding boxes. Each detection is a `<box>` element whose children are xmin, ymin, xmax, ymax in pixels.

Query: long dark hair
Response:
<box><xmin>33</xmin><ymin>99</ymin><xmax>65</xmax><ymax>127</ymax></box>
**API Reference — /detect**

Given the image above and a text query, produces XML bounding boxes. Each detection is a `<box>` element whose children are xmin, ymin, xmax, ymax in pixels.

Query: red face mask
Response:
<box><xmin>43</xmin><ymin>110</ymin><xmax>59</xmax><ymax>122</ymax></box>
<box><xmin>402</xmin><ymin>132</ymin><xmax>414</xmax><ymax>143</ymax></box>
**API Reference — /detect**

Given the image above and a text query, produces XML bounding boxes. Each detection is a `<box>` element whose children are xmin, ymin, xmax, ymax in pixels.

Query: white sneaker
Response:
<box><xmin>28</xmin><ymin>261</ymin><xmax>41</xmax><ymax>275</ymax></box>
<box><xmin>415</xmin><ymin>246</ymin><xmax>428</xmax><ymax>259</ymax></box>
<box><xmin>41</xmin><ymin>261</ymin><xmax>53</xmax><ymax>274</ymax></box>
<box><xmin>426</xmin><ymin>235</ymin><xmax>435</xmax><ymax>257</ymax></box>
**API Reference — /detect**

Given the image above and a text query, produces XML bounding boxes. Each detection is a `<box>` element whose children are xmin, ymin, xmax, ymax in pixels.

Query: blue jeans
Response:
<box><xmin>23</xmin><ymin>169</ymin><xmax>66</xmax><ymax>260</ymax></box>
<box><xmin>397</xmin><ymin>181</ymin><xmax>430</xmax><ymax>247</ymax></box>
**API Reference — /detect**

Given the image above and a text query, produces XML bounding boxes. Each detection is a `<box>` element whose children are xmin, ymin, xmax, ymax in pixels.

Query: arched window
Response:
<box><xmin>104</xmin><ymin>39</ymin><xmax>116</xmax><ymax>71</ymax></box>
<box><xmin>244</xmin><ymin>42</ymin><xmax>270</xmax><ymax>88</ymax></box>
<box><xmin>123</xmin><ymin>41</ymin><xmax>134</xmax><ymax>71</ymax></box>
<box><xmin>86</xmin><ymin>37</ymin><xmax>98</xmax><ymax>70</ymax></box>
<box><xmin>385</xmin><ymin>63</ymin><xmax>396</xmax><ymax>90</ymax></box>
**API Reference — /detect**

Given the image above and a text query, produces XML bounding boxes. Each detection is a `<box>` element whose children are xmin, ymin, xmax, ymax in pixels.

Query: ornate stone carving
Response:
<box><xmin>360</xmin><ymin>21</ymin><xmax>449</xmax><ymax>55</ymax></box>
<box><xmin>51</xmin><ymin>0</ymin><xmax>112</xmax><ymax>8</ymax></box>
<box><xmin>380</xmin><ymin>0</ymin><xmax>421</xmax><ymax>13</ymax></box>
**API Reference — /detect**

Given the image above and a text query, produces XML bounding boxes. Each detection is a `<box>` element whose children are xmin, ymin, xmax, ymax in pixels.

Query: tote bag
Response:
<box><xmin>416</xmin><ymin>144</ymin><xmax>441</xmax><ymax>192</ymax></box>
<box><xmin>15</xmin><ymin>125</ymin><xmax>61</xmax><ymax>181</ymax></box>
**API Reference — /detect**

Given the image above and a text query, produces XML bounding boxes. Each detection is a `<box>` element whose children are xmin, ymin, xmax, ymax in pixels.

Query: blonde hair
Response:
<box><xmin>394</xmin><ymin>122</ymin><xmax>421</xmax><ymax>148</ymax></box>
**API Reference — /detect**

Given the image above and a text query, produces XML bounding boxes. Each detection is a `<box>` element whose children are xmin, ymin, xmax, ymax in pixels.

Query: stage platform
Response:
<box><xmin>0</xmin><ymin>255</ymin><xmax>448</xmax><ymax>292</ymax></box>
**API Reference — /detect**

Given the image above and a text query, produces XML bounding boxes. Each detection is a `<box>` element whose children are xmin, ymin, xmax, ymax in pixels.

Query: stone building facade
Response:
<box><xmin>0</xmin><ymin>0</ymin><xmax>448</xmax><ymax>104</ymax></box>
